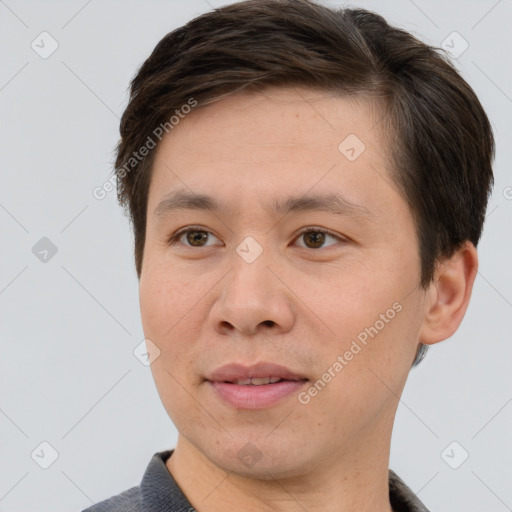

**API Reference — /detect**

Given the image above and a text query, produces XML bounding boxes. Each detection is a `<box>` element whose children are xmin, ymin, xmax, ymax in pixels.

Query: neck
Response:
<box><xmin>166</xmin><ymin>427</ymin><xmax>395</xmax><ymax>512</ymax></box>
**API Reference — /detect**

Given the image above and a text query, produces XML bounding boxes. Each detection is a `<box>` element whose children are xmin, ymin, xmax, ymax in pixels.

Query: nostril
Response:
<box><xmin>261</xmin><ymin>320</ymin><xmax>275</xmax><ymax>327</ymax></box>
<box><xmin>220</xmin><ymin>321</ymin><xmax>235</xmax><ymax>331</ymax></box>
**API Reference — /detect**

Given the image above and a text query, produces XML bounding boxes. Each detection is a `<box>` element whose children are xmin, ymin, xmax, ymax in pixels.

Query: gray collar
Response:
<box><xmin>142</xmin><ymin>451</ymin><xmax>430</xmax><ymax>511</ymax></box>
<box><xmin>389</xmin><ymin>469</ymin><xmax>430</xmax><ymax>511</ymax></box>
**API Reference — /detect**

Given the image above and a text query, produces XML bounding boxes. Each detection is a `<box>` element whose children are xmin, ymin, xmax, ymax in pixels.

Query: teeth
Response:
<box><xmin>234</xmin><ymin>377</ymin><xmax>283</xmax><ymax>385</ymax></box>
<box><xmin>251</xmin><ymin>377</ymin><xmax>271</xmax><ymax>385</ymax></box>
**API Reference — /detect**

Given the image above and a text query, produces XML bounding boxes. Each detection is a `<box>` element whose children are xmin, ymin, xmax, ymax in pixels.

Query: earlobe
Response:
<box><xmin>419</xmin><ymin>242</ymin><xmax>479</xmax><ymax>346</ymax></box>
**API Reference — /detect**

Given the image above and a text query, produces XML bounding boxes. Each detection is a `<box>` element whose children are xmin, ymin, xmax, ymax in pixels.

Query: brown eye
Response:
<box><xmin>303</xmin><ymin>231</ymin><xmax>326</xmax><ymax>248</ymax></box>
<box><xmin>168</xmin><ymin>227</ymin><xmax>342</xmax><ymax>249</ymax></box>
<box><xmin>185</xmin><ymin>230</ymin><xmax>209</xmax><ymax>246</ymax></box>
<box><xmin>168</xmin><ymin>228</ymin><xmax>221</xmax><ymax>247</ymax></box>
<box><xmin>295</xmin><ymin>229</ymin><xmax>341</xmax><ymax>249</ymax></box>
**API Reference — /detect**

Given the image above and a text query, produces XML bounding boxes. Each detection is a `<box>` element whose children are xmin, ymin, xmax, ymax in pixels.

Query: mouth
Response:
<box><xmin>205</xmin><ymin>362</ymin><xmax>309</xmax><ymax>409</ymax></box>
<box><xmin>226</xmin><ymin>376</ymin><xmax>296</xmax><ymax>385</ymax></box>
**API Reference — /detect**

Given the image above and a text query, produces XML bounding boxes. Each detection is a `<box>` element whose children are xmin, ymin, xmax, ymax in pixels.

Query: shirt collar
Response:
<box><xmin>141</xmin><ymin>450</ymin><xmax>429</xmax><ymax>512</ymax></box>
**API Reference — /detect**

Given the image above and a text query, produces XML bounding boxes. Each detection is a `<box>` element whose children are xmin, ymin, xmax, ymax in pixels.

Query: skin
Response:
<box><xmin>139</xmin><ymin>86</ymin><xmax>478</xmax><ymax>511</ymax></box>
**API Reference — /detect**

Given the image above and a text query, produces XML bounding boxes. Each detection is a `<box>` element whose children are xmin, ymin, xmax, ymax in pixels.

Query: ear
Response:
<box><xmin>419</xmin><ymin>241</ymin><xmax>479</xmax><ymax>345</ymax></box>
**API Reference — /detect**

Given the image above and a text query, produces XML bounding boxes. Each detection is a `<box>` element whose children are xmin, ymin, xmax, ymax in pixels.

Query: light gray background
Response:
<box><xmin>1</xmin><ymin>0</ymin><xmax>511</xmax><ymax>511</ymax></box>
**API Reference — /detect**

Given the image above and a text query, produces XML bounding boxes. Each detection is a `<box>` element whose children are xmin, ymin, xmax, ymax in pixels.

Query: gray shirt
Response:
<box><xmin>82</xmin><ymin>450</ymin><xmax>430</xmax><ymax>512</ymax></box>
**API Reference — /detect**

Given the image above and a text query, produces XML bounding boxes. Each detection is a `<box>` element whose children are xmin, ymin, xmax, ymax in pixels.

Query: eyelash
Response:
<box><xmin>167</xmin><ymin>225</ymin><xmax>346</xmax><ymax>249</ymax></box>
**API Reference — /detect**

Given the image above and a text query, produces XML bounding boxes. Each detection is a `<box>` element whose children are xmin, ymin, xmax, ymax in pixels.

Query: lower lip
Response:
<box><xmin>208</xmin><ymin>380</ymin><xmax>308</xmax><ymax>409</ymax></box>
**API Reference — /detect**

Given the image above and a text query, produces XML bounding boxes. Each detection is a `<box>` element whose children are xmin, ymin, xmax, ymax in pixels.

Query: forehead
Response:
<box><xmin>166</xmin><ymin>86</ymin><xmax>386</xmax><ymax>151</ymax></box>
<box><xmin>147</xmin><ymin>86</ymin><xmax>398</xmax><ymax>217</ymax></box>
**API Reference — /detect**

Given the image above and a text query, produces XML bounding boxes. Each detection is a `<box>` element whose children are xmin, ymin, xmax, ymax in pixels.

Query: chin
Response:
<box><xmin>198</xmin><ymin>435</ymin><xmax>315</xmax><ymax>480</ymax></box>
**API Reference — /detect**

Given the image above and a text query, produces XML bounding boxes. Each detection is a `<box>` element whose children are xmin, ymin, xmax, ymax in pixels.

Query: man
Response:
<box><xmin>84</xmin><ymin>0</ymin><xmax>494</xmax><ymax>510</ymax></box>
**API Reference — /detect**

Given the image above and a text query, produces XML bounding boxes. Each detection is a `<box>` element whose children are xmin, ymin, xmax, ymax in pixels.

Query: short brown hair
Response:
<box><xmin>113</xmin><ymin>0</ymin><xmax>495</xmax><ymax>366</ymax></box>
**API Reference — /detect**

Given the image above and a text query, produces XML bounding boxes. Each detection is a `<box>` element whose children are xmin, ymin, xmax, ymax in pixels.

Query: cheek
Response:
<box><xmin>140</xmin><ymin>269</ymin><xmax>202</xmax><ymax>409</ymax></box>
<box><xmin>139</xmin><ymin>263</ymin><xmax>203</xmax><ymax>337</ymax></box>
<box><xmin>326</xmin><ymin>295</ymin><xmax>423</xmax><ymax>409</ymax></box>
<box><xmin>139</xmin><ymin>267</ymin><xmax>212</xmax><ymax>394</ymax></box>
<box><xmin>294</xmin><ymin>262</ymin><xmax>402</xmax><ymax>339</ymax></box>
<box><xmin>149</xmin><ymin>355</ymin><xmax>208</xmax><ymax>440</ymax></box>
<box><xmin>300</xmin><ymin>259</ymin><xmax>421</xmax><ymax>387</ymax></box>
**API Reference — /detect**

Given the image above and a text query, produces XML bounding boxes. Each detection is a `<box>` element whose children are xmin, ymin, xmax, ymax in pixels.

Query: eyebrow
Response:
<box><xmin>153</xmin><ymin>189</ymin><xmax>375</xmax><ymax>221</ymax></box>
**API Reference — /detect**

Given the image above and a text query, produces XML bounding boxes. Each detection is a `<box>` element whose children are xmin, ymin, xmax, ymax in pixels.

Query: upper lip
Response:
<box><xmin>206</xmin><ymin>362</ymin><xmax>307</xmax><ymax>383</ymax></box>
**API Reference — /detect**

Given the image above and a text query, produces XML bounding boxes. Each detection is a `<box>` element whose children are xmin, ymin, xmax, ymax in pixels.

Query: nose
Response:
<box><xmin>208</xmin><ymin>249</ymin><xmax>295</xmax><ymax>337</ymax></box>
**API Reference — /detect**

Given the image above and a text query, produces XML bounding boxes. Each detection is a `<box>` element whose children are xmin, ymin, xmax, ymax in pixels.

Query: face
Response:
<box><xmin>139</xmin><ymin>86</ymin><xmax>430</xmax><ymax>479</ymax></box>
